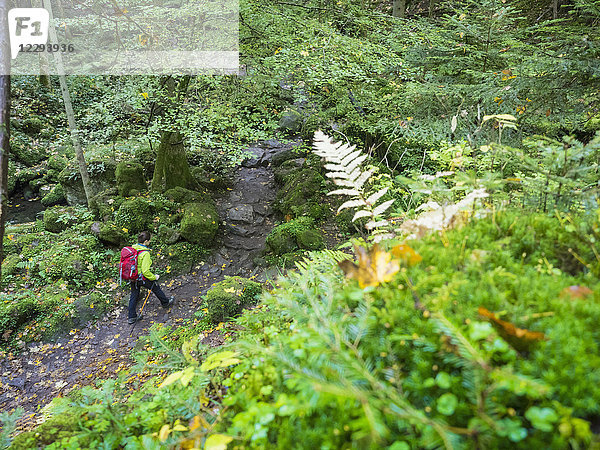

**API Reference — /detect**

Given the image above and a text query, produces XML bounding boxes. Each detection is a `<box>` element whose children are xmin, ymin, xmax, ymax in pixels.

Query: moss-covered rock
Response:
<box><xmin>274</xmin><ymin>158</ymin><xmax>306</xmax><ymax>184</ymax></box>
<box><xmin>276</xmin><ymin>168</ymin><xmax>326</xmax><ymax>219</ymax></box>
<box><xmin>205</xmin><ymin>276</ymin><xmax>262</xmax><ymax>323</ymax></box>
<box><xmin>116</xmin><ymin>161</ymin><xmax>147</xmax><ymax>196</ymax></box>
<box><xmin>179</xmin><ymin>202</ymin><xmax>219</xmax><ymax>246</ymax></box>
<box><xmin>98</xmin><ymin>221</ymin><xmax>128</xmax><ymax>246</ymax></box>
<box><xmin>48</xmin><ymin>154</ymin><xmax>69</xmax><ymax>172</ymax></box>
<box><xmin>271</xmin><ymin>148</ymin><xmax>307</xmax><ymax>167</ymax></box>
<box><xmin>158</xmin><ymin>224</ymin><xmax>181</xmax><ymax>244</ymax></box>
<box><xmin>91</xmin><ymin>187</ymin><xmax>123</xmax><ymax>221</ymax></box>
<box><xmin>41</xmin><ymin>184</ymin><xmax>66</xmax><ymax>207</ymax></box>
<box><xmin>58</xmin><ymin>159</ymin><xmax>117</xmax><ymax>206</ymax></box>
<box><xmin>266</xmin><ymin>217</ymin><xmax>323</xmax><ymax>255</ymax></box>
<box><xmin>191</xmin><ymin>167</ymin><xmax>233</xmax><ymax>191</ymax></box>
<box><xmin>43</xmin><ymin>206</ymin><xmax>78</xmax><ymax>233</ymax></box>
<box><xmin>114</xmin><ymin>197</ymin><xmax>152</xmax><ymax>233</ymax></box>
<box><xmin>1</xmin><ymin>253</ymin><xmax>22</xmax><ymax>277</ymax></box>
<box><xmin>164</xmin><ymin>186</ymin><xmax>211</xmax><ymax>204</ymax></box>
<box><xmin>9</xmin><ymin>412</ymin><xmax>82</xmax><ymax>449</ymax></box>
<box><xmin>296</xmin><ymin>229</ymin><xmax>324</xmax><ymax>250</ymax></box>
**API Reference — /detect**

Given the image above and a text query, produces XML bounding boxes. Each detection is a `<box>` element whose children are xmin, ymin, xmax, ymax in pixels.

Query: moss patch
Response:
<box><xmin>43</xmin><ymin>206</ymin><xmax>79</xmax><ymax>233</ymax></box>
<box><xmin>205</xmin><ymin>276</ymin><xmax>262</xmax><ymax>323</ymax></box>
<box><xmin>98</xmin><ymin>221</ymin><xmax>128</xmax><ymax>247</ymax></box>
<box><xmin>275</xmin><ymin>168</ymin><xmax>325</xmax><ymax>219</ymax></box>
<box><xmin>164</xmin><ymin>186</ymin><xmax>211</xmax><ymax>204</ymax></box>
<box><xmin>116</xmin><ymin>161</ymin><xmax>147</xmax><ymax>196</ymax></box>
<box><xmin>179</xmin><ymin>202</ymin><xmax>219</xmax><ymax>246</ymax></box>
<box><xmin>114</xmin><ymin>197</ymin><xmax>152</xmax><ymax>234</ymax></box>
<box><xmin>265</xmin><ymin>217</ymin><xmax>324</xmax><ymax>255</ymax></box>
<box><xmin>41</xmin><ymin>184</ymin><xmax>66</xmax><ymax>207</ymax></box>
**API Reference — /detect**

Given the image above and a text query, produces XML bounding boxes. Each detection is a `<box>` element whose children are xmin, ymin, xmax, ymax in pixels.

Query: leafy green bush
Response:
<box><xmin>205</xmin><ymin>277</ymin><xmax>262</xmax><ymax>324</ymax></box>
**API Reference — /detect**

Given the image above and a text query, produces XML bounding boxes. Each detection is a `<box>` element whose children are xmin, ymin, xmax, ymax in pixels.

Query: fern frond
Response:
<box><xmin>353</xmin><ymin>210</ymin><xmax>373</xmax><ymax>222</ymax></box>
<box><xmin>339</xmin><ymin>199</ymin><xmax>368</xmax><ymax>212</ymax></box>
<box><xmin>365</xmin><ymin>220</ymin><xmax>389</xmax><ymax>229</ymax></box>
<box><xmin>366</xmin><ymin>187</ymin><xmax>389</xmax><ymax>205</ymax></box>
<box><xmin>328</xmin><ymin>188</ymin><xmax>362</xmax><ymax>196</ymax></box>
<box><xmin>372</xmin><ymin>199</ymin><xmax>395</xmax><ymax>217</ymax></box>
<box><xmin>433</xmin><ymin>313</ymin><xmax>488</xmax><ymax>369</ymax></box>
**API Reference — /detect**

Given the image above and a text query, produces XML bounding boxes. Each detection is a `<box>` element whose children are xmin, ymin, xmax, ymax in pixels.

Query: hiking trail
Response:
<box><xmin>0</xmin><ymin>140</ymin><xmax>302</xmax><ymax>426</ymax></box>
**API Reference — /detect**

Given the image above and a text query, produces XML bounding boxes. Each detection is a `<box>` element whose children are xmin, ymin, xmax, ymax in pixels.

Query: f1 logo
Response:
<box><xmin>8</xmin><ymin>8</ymin><xmax>50</xmax><ymax>59</ymax></box>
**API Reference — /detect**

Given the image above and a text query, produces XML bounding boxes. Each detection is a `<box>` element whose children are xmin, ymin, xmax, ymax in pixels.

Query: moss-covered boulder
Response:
<box><xmin>266</xmin><ymin>217</ymin><xmax>324</xmax><ymax>255</ymax></box>
<box><xmin>164</xmin><ymin>186</ymin><xmax>211</xmax><ymax>204</ymax></box>
<box><xmin>274</xmin><ymin>158</ymin><xmax>306</xmax><ymax>184</ymax></box>
<box><xmin>180</xmin><ymin>202</ymin><xmax>219</xmax><ymax>246</ymax></box>
<box><xmin>9</xmin><ymin>412</ymin><xmax>82</xmax><ymax>449</ymax></box>
<box><xmin>98</xmin><ymin>221</ymin><xmax>128</xmax><ymax>246</ymax></box>
<box><xmin>43</xmin><ymin>206</ymin><xmax>78</xmax><ymax>233</ymax></box>
<box><xmin>276</xmin><ymin>168</ymin><xmax>326</xmax><ymax>219</ymax></box>
<box><xmin>1</xmin><ymin>253</ymin><xmax>21</xmax><ymax>277</ymax></box>
<box><xmin>58</xmin><ymin>159</ymin><xmax>117</xmax><ymax>206</ymax></box>
<box><xmin>48</xmin><ymin>154</ymin><xmax>69</xmax><ymax>172</ymax></box>
<box><xmin>91</xmin><ymin>188</ymin><xmax>123</xmax><ymax>221</ymax></box>
<box><xmin>158</xmin><ymin>224</ymin><xmax>181</xmax><ymax>244</ymax></box>
<box><xmin>116</xmin><ymin>161</ymin><xmax>146</xmax><ymax>196</ymax></box>
<box><xmin>191</xmin><ymin>167</ymin><xmax>233</xmax><ymax>191</ymax></box>
<box><xmin>41</xmin><ymin>184</ymin><xmax>66</xmax><ymax>207</ymax></box>
<box><xmin>271</xmin><ymin>148</ymin><xmax>306</xmax><ymax>167</ymax></box>
<box><xmin>114</xmin><ymin>197</ymin><xmax>152</xmax><ymax>233</ymax></box>
<box><xmin>205</xmin><ymin>276</ymin><xmax>262</xmax><ymax>323</ymax></box>
<box><xmin>296</xmin><ymin>229</ymin><xmax>324</xmax><ymax>250</ymax></box>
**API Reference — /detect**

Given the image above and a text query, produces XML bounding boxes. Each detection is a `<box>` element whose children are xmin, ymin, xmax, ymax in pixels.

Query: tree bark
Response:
<box><xmin>151</xmin><ymin>76</ymin><xmax>197</xmax><ymax>192</ymax></box>
<box><xmin>43</xmin><ymin>0</ymin><xmax>95</xmax><ymax>209</ymax></box>
<box><xmin>392</xmin><ymin>0</ymin><xmax>406</xmax><ymax>18</ymax></box>
<box><xmin>0</xmin><ymin>0</ymin><xmax>10</xmax><ymax>282</ymax></box>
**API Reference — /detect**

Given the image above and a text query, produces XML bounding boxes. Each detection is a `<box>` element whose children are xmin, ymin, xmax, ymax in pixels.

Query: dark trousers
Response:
<box><xmin>128</xmin><ymin>279</ymin><xmax>169</xmax><ymax>319</ymax></box>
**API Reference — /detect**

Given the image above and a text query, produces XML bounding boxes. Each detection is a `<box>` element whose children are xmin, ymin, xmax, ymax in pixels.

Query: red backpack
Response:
<box><xmin>119</xmin><ymin>246</ymin><xmax>147</xmax><ymax>283</ymax></box>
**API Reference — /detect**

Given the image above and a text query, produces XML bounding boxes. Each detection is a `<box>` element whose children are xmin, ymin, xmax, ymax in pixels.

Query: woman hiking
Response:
<box><xmin>128</xmin><ymin>231</ymin><xmax>174</xmax><ymax>324</ymax></box>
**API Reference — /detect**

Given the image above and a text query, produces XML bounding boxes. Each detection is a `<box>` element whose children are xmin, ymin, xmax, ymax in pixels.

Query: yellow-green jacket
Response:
<box><xmin>132</xmin><ymin>244</ymin><xmax>158</xmax><ymax>281</ymax></box>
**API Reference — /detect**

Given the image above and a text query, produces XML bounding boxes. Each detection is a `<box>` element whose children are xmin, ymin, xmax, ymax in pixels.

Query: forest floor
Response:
<box><xmin>0</xmin><ymin>139</ymin><xmax>329</xmax><ymax>430</ymax></box>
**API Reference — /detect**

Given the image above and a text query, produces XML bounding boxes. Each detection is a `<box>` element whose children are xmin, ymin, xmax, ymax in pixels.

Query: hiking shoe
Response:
<box><xmin>163</xmin><ymin>296</ymin><xmax>175</xmax><ymax>309</ymax></box>
<box><xmin>128</xmin><ymin>314</ymin><xmax>143</xmax><ymax>324</ymax></box>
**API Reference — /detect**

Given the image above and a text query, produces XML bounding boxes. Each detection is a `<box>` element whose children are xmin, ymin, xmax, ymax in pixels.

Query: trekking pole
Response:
<box><xmin>129</xmin><ymin>287</ymin><xmax>152</xmax><ymax>337</ymax></box>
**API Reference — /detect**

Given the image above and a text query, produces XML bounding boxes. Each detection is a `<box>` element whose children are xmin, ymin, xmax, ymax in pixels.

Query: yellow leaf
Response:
<box><xmin>159</xmin><ymin>424</ymin><xmax>171</xmax><ymax>442</ymax></box>
<box><xmin>200</xmin><ymin>351</ymin><xmax>241</xmax><ymax>371</ymax></box>
<box><xmin>204</xmin><ymin>434</ymin><xmax>234</xmax><ymax>450</ymax></box>
<box><xmin>223</xmin><ymin>287</ymin><xmax>236</xmax><ymax>293</ymax></box>
<box><xmin>173</xmin><ymin>424</ymin><xmax>188</xmax><ymax>432</ymax></box>
<box><xmin>190</xmin><ymin>414</ymin><xmax>210</xmax><ymax>431</ymax></box>
<box><xmin>391</xmin><ymin>244</ymin><xmax>422</xmax><ymax>266</ymax></box>
<box><xmin>160</xmin><ymin>370</ymin><xmax>184</xmax><ymax>388</ymax></box>
<box><xmin>338</xmin><ymin>244</ymin><xmax>400</xmax><ymax>289</ymax></box>
<box><xmin>141</xmin><ymin>92</ymin><xmax>149</xmax><ymax>99</ymax></box>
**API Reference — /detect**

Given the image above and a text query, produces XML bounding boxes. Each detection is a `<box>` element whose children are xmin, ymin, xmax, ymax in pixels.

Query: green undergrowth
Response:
<box><xmin>6</xmin><ymin>208</ymin><xmax>600</xmax><ymax>448</ymax></box>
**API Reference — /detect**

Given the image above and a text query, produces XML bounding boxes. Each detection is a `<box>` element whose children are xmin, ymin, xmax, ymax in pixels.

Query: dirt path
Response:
<box><xmin>0</xmin><ymin>140</ymin><xmax>299</xmax><ymax>424</ymax></box>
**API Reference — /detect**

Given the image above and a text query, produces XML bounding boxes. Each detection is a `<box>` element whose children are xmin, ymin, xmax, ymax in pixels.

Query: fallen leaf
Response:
<box><xmin>339</xmin><ymin>244</ymin><xmax>400</xmax><ymax>289</ymax></box>
<box><xmin>478</xmin><ymin>307</ymin><xmax>545</xmax><ymax>351</ymax></box>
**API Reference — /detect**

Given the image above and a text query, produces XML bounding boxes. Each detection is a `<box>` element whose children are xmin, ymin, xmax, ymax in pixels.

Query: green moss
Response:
<box><xmin>98</xmin><ymin>221</ymin><xmax>128</xmax><ymax>247</ymax></box>
<box><xmin>266</xmin><ymin>217</ymin><xmax>323</xmax><ymax>255</ymax></box>
<box><xmin>164</xmin><ymin>186</ymin><xmax>211</xmax><ymax>204</ymax></box>
<box><xmin>296</xmin><ymin>229</ymin><xmax>324</xmax><ymax>250</ymax></box>
<box><xmin>179</xmin><ymin>202</ymin><xmax>219</xmax><ymax>246</ymax></box>
<box><xmin>58</xmin><ymin>159</ymin><xmax>117</xmax><ymax>205</ymax></box>
<box><xmin>41</xmin><ymin>184</ymin><xmax>66</xmax><ymax>207</ymax></box>
<box><xmin>205</xmin><ymin>276</ymin><xmax>262</xmax><ymax>323</ymax></box>
<box><xmin>48</xmin><ymin>154</ymin><xmax>69</xmax><ymax>172</ymax></box>
<box><xmin>114</xmin><ymin>197</ymin><xmax>152</xmax><ymax>234</ymax></box>
<box><xmin>162</xmin><ymin>242</ymin><xmax>205</xmax><ymax>272</ymax></box>
<box><xmin>91</xmin><ymin>188</ymin><xmax>122</xmax><ymax>221</ymax></box>
<box><xmin>115</xmin><ymin>161</ymin><xmax>147</xmax><ymax>196</ymax></box>
<box><xmin>158</xmin><ymin>224</ymin><xmax>181</xmax><ymax>244</ymax></box>
<box><xmin>276</xmin><ymin>168</ymin><xmax>325</xmax><ymax>219</ymax></box>
<box><xmin>192</xmin><ymin>167</ymin><xmax>233</xmax><ymax>191</ymax></box>
<box><xmin>1</xmin><ymin>254</ymin><xmax>21</xmax><ymax>277</ymax></box>
<box><xmin>9</xmin><ymin>412</ymin><xmax>82</xmax><ymax>449</ymax></box>
<box><xmin>43</xmin><ymin>206</ymin><xmax>78</xmax><ymax>233</ymax></box>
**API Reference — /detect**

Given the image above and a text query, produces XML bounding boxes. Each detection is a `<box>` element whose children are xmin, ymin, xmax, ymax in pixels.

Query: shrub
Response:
<box><xmin>205</xmin><ymin>276</ymin><xmax>262</xmax><ymax>323</ymax></box>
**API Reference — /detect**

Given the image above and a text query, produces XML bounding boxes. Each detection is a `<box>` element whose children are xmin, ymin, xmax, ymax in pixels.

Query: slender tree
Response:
<box><xmin>0</xmin><ymin>0</ymin><xmax>10</xmax><ymax>282</ymax></box>
<box><xmin>43</xmin><ymin>0</ymin><xmax>95</xmax><ymax>209</ymax></box>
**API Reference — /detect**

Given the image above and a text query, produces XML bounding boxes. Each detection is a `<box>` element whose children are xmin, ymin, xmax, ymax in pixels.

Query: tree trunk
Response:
<box><xmin>43</xmin><ymin>0</ymin><xmax>95</xmax><ymax>209</ymax></box>
<box><xmin>152</xmin><ymin>131</ymin><xmax>196</xmax><ymax>191</ymax></box>
<box><xmin>151</xmin><ymin>76</ymin><xmax>197</xmax><ymax>192</ymax></box>
<box><xmin>0</xmin><ymin>0</ymin><xmax>10</xmax><ymax>282</ymax></box>
<box><xmin>429</xmin><ymin>0</ymin><xmax>436</xmax><ymax>17</ymax></box>
<box><xmin>392</xmin><ymin>0</ymin><xmax>406</xmax><ymax>18</ymax></box>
